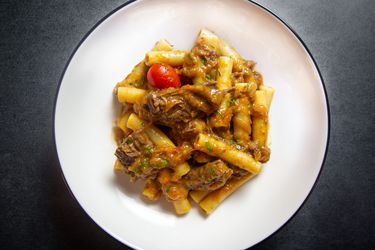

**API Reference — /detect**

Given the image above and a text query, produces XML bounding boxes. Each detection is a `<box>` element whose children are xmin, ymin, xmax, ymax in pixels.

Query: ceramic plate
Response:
<box><xmin>54</xmin><ymin>0</ymin><xmax>329</xmax><ymax>249</ymax></box>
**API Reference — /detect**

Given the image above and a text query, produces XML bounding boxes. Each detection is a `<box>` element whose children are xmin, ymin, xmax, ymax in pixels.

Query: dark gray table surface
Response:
<box><xmin>0</xmin><ymin>0</ymin><xmax>374</xmax><ymax>249</ymax></box>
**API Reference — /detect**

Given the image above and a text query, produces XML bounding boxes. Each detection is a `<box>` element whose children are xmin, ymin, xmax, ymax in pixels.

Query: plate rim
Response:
<box><xmin>52</xmin><ymin>0</ymin><xmax>331</xmax><ymax>249</ymax></box>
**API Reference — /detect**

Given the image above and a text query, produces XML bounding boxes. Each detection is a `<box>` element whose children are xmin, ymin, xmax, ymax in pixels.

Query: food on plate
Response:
<box><xmin>113</xmin><ymin>29</ymin><xmax>274</xmax><ymax>215</ymax></box>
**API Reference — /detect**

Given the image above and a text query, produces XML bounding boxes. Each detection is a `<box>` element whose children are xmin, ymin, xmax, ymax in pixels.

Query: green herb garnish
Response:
<box><xmin>206</xmin><ymin>74</ymin><xmax>213</xmax><ymax>81</ymax></box>
<box><xmin>230</xmin><ymin>98</ymin><xmax>237</xmax><ymax>106</ymax></box>
<box><xmin>200</xmin><ymin>57</ymin><xmax>207</xmax><ymax>65</ymax></box>
<box><xmin>166</xmin><ymin>185</ymin><xmax>171</xmax><ymax>193</ymax></box>
<box><xmin>133</xmin><ymin>165</ymin><xmax>141</xmax><ymax>173</ymax></box>
<box><xmin>141</xmin><ymin>158</ymin><xmax>149</xmax><ymax>169</ymax></box>
<box><xmin>215</xmin><ymin>110</ymin><xmax>223</xmax><ymax>118</ymax></box>
<box><xmin>144</xmin><ymin>146</ymin><xmax>153</xmax><ymax>156</ymax></box>
<box><xmin>126</xmin><ymin>138</ymin><xmax>134</xmax><ymax>145</ymax></box>
<box><xmin>205</xmin><ymin>141</ymin><xmax>213</xmax><ymax>153</ymax></box>
<box><xmin>160</xmin><ymin>159</ymin><xmax>169</xmax><ymax>168</ymax></box>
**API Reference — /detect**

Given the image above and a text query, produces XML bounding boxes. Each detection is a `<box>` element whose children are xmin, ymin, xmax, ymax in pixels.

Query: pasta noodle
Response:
<box><xmin>117</xmin><ymin>86</ymin><xmax>146</xmax><ymax>104</ymax></box>
<box><xmin>113</xmin><ymin>29</ymin><xmax>274</xmax><ymax>215</ymax></box>
<box><xmin>194</xmin><ymin>133</ymin><xmax>261</xmax><ymax>174</ymax></box>
<box><xmin>199</xmin><ymin>174</ymin><xmax>254</xmax><ymax>214</ymax></box>
<box><xmin>146</xmin><ymin>51</ymin><xmax>188</xmax><ymax>66</ymax></box>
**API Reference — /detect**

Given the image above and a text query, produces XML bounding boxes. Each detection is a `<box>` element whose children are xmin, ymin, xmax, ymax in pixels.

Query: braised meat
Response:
<box><xmin>134</xmin><ymin>88</ymin><xmax>200</xmax><ymax>127</ymax></box>
<box><xmin>183</xmin><ymin>160</ymin><xmax>233</xmax><ymax>191</ymax></box>
<box><xmin>134</xmin><ymin>86</ymin><xmax>229</xmax><ymax>127</ymax></box>
<box><xmin>115</xmin><ymin>131</ymin><xmax>154</xmax><ymax>166</ymax></box>
<box><xmin>169</xmin><ymin>119</ymin><xmax>208</xmax><ymax>145</ymax></box>
<box><xmin>229</xmin><ymin>164</ymin><xmax>249</xmax><ymax>178</ymax></box>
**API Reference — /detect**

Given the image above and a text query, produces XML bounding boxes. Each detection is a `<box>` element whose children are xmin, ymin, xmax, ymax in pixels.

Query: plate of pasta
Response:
<box><xmin>54</xmin><ymin>0</ymin><xmax>329</xmax><ymax>249</ymax></box>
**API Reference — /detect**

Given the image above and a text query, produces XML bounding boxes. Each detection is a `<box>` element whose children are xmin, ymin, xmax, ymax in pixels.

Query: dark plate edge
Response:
<box><xmin>51</xmin><ymin>0</ymin><xmax>331</xmax><ymax>249</ymax></box>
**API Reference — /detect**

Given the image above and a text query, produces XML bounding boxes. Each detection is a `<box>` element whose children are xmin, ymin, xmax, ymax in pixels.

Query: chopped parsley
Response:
<box><xmin>141</xmin><ymin>158</ymin><xmax>149</xmax><ymax>169</ymax></box>
<box><xmin>166</xmin><ymin>185</ymin><xmax>171</xmax><ymax>193</ymax></box>
<box><xmin>230</xmin><ymin>98</ymin><xmax>237</xmax><ymax>106</ymax></box>
<box><xmin>144</xmin><ymin>146</ymin><xmax>153</xmax><ymax>156</ymax></box>
<box><xmin>200</xmin><ymin>57</ymin><xmax>207</xmax><ymax>65</ymax></box>
<box><xmin>215</xmin><ymin>110</ymin><xmax>223</xmax><ymax>118</ymax></box>
<box><xmin>133</xmin><ymin>165</ymin><xmax>141</xmax><ymax>173</ymax></box>
<box><xmin>206</xmin><ymin>74</ymin><xmax>213</xmax><ymax>81</ymax></box>
<box><xmin>160</xmin><ymin>159</ymin><xmax>169</xmax><ymax>168</ymax></box>
<box><xmin>229</xmin><ymin>140</ymin><xmax>236</xmax><ymax>146</ymax></box>
<box><xmin>126</xmin><ymin>138</ymin><xmax>134</xmax><ymax>145</ymax></box>
<box><xmin>205</xmin><ymin>141</ymin><xmax>213</xmax><ymax>153</ymax></box>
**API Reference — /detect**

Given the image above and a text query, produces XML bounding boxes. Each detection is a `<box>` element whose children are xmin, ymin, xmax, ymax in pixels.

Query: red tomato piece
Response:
<box><xmin>147</xmin><ymin>64</ymin><xmax>181</xmax><ymax>89</ymax></box>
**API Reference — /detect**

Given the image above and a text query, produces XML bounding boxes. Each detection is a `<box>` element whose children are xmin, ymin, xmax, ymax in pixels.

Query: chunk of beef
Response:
<box><xmin>228</xmin><ymin>164</ymin><xmax>249</xmax><ymax>178</ymax></box>
<box><xmin>134</xmin><ymin>88</ymin><xmax>200</xmax><ymax>127</ymax></box>
<box><xmin>247</xmin><ymin>141</ymin><xmax>270</xmax><ymax>163</ymax></box>
<box><xmin>183</xmin><ymin>160</ymin><xmax>233</xmax><ymax>191</ymax></box>
<box><xmin>134</xmin><ymin>86</ymin><xmax>230</xmax><ymax>127</ymax></box>
<box><xmin>182</xmin><ymin>44</ymin><xmax>218</xmax><ymax>80</ymax></box>
<box><xmin>169</xmin><ymin>119</ymin><xmax>208</xmax><ymax>145</ymax></box>
<box><xmin>183</xmin><ymin>84</ymin><xmax>227</xmax><ymax>107</ymax></box>
<box><xmin>115</xmin><ymin>131</ymin><xmax>154</xmax><ymax>166</ymax></box>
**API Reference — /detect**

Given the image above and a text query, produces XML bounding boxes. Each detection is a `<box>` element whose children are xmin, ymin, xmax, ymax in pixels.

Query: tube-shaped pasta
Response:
<box><xmin>217</xmin><ymin>56</ymin><xmax>233</xmax><ymax>90</ymax></box>
<box><xmin>194</xmin><ymin>134</ymin><xmax>261</xmax><ymax>174</ymax></box>
<box><xmin>126</xmin><ymin>113</ymin><xmax>174</xmax><ymax>146</ymax></box>
<box><xmin>199</xmin><ymin>174</ymin><xmax>254</xmax><ymax>214</ymax></box>
<box><xmin>233</xmin><ymin>97</ymin><xmax>251</xmax><ymax>145</ymax></box>
<box><xmin>173</xmin><ymin>198</ymin><xmax>191</xmax><ymax>215</ymax></box>
<box><xmin>219</xmin><ymin>40</ymin><xmax>244</xmax><ymax>71</ymax></box>
<box><xmin>117</xmin><ymin>111</ymin><xmax>132</xmax><ymax>133</ymax></box>
<box><xmin>145</xmin><ymin>51</ymin><xmax>188</xmax><ymax>66</ymax></box>
<box><xmin>253</xmin><ymin>90</ymin><xmax>268</xmax><ymax>117</ymax></box>
<box><xmin>196</xmin><ymin>29</ymin><xmax>221</xmax><ymax>53</ymax></box>
<box><xmin>171</xmin><ymin>163</ymin><xmax>191</xmax><ymax>182</ymax></box>
<box><xmin>153</xmin><ymin>39</ymin><xmax>173</xmax><ymax>51</ymax></box>
<box><xmin>142</xmin><ymin>179</ymin><xmax>161</xmax><ymax>201</ymax></box>
<box><xmin>252</xmin><ymin>86</ymin><xmax>274</xmax><ymax>147</ymax></box>
<box><xmin>252</xmin><ymin>118</ymin><xmax>268</xmax><ymax>147</ymax></box>
<box><xmin>210</xmin><ymin>56</ymin><xmax>234</xmax><ymax>128</ymax></box>
<box><xmin>259</xmin><ymin>85</ymin><xmax>275</xmax><ymax>110</ymax></box>
<box><xmin>189</xmin><ymin>190</ymin><xmax>210</xmax><ymax>203</ymax></box>
<box><xmin>234</xmin><ymin>82</ymin><xmax>257</xmax><ymax>98</ymax></box>
<box><xmin>209</xmin><ymin>93</ymin><xmax>232</xmax><ymax>128</ymax></box>
<box><xmin>117</xmin><ymin>87</ymin><xmax>146</xmax><ymax>104</ymax></box>
<box><xmin>252</xmin><ymin>89</ymin><xmax>270</xmax><ymax>144</ymax></box>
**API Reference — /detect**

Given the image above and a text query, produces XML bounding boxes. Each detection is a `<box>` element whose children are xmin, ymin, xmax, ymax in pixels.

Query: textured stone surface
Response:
<box><xmin>0</xmin><ymin>0</ymin><xmax>374</xmax><ymax>249</ymax></box>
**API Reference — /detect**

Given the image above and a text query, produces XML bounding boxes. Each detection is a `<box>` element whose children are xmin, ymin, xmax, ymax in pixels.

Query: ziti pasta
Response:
<box><xmin>113</xmin><ymin>29</ymin><xmax>274</xmax><ymax>215</ymax></box>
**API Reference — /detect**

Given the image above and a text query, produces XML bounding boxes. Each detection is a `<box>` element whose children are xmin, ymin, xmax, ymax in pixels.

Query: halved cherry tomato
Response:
<box><xmin>147</xmin><ymin>63</ymin><xmax>181</xmax><ymax>89</ymax></box>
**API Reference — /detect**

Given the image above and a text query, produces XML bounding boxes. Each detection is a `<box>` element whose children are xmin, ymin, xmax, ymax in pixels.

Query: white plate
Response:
<box><xmin>54</xmin><ymin>0</ymin><xmax>329</xmax><ymax>249</ymax></box>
